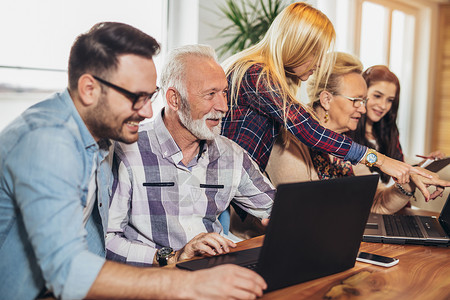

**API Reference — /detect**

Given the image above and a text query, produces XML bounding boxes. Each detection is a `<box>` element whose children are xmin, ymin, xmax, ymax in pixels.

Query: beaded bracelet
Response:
<box><xmin>395</xmin><ymin>183</ymin><xmax>414</xmax><ymax>197</ymax></box>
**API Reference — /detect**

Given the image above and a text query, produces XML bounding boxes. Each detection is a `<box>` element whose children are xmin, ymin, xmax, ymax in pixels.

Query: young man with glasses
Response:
<box><xmin>0</xmin><ymin>22</ymin><xmax>267</xmax><ymax>300</ymax></box>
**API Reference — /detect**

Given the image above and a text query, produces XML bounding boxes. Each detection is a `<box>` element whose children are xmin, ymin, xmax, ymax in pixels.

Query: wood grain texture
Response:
<box><xmin>230</xmin><ymin>209</ymin><xmax>450</xmax><ymax>300</ymax></box>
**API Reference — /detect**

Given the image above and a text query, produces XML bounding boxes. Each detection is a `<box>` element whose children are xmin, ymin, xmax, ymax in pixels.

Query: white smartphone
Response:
<box><xmin>356</xmin><ymin>252</ymin><xmax>399</xmax><ymax>267</ymax></box>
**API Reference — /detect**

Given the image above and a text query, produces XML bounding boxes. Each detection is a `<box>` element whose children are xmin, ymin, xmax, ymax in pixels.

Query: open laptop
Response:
<box><xmin>177</xmin><ymin>175</ymin><xmax>379</xmax><ymax>292</ymax></box>
<box><xmin>363</xmin><ymin>193</ymin><xmax>450</xmax><ymax>246</ymax></box>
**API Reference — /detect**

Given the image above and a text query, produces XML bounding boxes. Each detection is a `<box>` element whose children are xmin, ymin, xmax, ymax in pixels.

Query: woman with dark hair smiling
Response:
<box><xmin>348</xmin><ymin>65</ymin><xmax>445</xmax><ymax>184</ymax></box>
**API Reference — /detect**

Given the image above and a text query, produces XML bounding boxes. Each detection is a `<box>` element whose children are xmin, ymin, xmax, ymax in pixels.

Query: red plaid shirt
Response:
<box><xmin>221</xmin><ymin>64</ymin><xmax>367</xmax><ymax>171</ymax></box>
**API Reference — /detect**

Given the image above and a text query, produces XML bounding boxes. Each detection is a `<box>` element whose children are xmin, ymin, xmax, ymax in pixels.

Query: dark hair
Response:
<box><xmin>68</xmin><ymin>22</ymin><xmax>160</xmax><ymax>91</ymax></box>
<box><xmin>348</xmin><ymin>65</ymin><xmax>403</xmax><ymax>183</ymax></box>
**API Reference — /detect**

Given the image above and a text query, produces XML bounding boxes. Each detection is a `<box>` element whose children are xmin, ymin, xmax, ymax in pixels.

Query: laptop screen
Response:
<box><xmin>439</xmin><ymin>193</ymin><xmax>450</xmax><ymax>233</ymax></box>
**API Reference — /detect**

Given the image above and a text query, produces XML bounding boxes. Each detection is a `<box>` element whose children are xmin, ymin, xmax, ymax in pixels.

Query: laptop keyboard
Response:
<box><xmin>383</xmin><ymin>215</ymin><xmax>424</xmax><ymax>238</ymax></box>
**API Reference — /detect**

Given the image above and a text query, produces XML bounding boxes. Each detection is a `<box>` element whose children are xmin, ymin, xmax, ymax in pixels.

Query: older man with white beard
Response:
<box><xmin>106</xmin><ymin>44</ymin><xmax>274</xmax><ymax>267</ymax></box>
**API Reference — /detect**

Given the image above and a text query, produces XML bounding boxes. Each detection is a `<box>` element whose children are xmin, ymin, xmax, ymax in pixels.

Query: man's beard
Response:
<box><xmin>84</xmin><ymin>94</ymin><xmax>140</xmax><ymax>144</ymax></box>
<box><xmin>177</xmin><ymin>98</ymin><xmax>223</xmax><ymax>140</ymax></box>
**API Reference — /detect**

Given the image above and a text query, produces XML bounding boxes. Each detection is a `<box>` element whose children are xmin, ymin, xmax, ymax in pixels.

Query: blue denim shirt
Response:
<box><xmin>0</xmin><ymin>90</ymin><xmax>111</xmax><ymax>300</ymax></box>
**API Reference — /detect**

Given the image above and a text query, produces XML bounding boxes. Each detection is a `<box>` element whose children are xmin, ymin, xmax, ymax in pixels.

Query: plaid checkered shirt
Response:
<box><xmin>221</xmin><ymin>63</ymin><xmax>367</xmax><ymax>171</ymax></box>
<box><xmin>106</xmin><ymin>110</ymin><xmax>274</xmax><ymax>266</ymax></box>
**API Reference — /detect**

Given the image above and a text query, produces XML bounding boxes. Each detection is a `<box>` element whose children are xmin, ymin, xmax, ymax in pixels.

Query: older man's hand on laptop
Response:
<box><xmin>176</xmin><ymin>232</ymin><xmax>237</xmax><ymax>262</ymax></box>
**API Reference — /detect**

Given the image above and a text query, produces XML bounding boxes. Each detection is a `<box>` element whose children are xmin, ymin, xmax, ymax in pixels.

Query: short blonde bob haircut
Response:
<box><xmin>223</xmin><ymin>2</ymin><xmax>336</xmax><ymax>120</ymax></box>
<box><xmin>307</xmin><ymin>51</ymin><xmax>363</xmax><ymax>109</ymax></box>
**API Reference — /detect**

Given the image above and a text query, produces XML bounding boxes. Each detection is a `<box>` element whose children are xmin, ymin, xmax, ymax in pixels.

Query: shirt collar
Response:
<box><xmin>197</xmin><ymin>140</ymin><xmax>207</xmax><ymax>160</ymax></box>
<box><xmin>154</xmin><ymin>109</ymin><xmax>183</xmax><ymax>161</ymax></box>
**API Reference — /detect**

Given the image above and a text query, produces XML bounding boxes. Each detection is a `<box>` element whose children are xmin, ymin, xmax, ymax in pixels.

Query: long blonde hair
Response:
<box><xmin>223</xmin><ymin>2</ymin><xmax>336</xmax><ymax>121</ymax></box>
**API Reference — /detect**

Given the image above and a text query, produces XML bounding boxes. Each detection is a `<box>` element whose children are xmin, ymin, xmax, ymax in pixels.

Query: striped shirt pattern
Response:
<box><xmin>106</xmin><ymin>111</ymin><xmax>274</xmax><ymax>266</ymax></box>
<box><xmin>221</xmin><ymin>63</ymin><xmax>366</xmax><ymax>171</ymax></box>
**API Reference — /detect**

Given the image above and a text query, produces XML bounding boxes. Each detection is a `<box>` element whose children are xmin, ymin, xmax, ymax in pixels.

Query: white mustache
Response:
<box><xmin>204</xmin><ymin>111</ymin><xmax>225</xmax><ymax>120</ymax></box>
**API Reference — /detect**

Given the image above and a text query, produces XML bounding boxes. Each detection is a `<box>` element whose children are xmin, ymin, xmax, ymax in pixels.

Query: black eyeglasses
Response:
<box><xmin>335</xmin><ymin>94</ymin><xmax>368</xmax><ymax>108</ymax></box>
<box><xmin>92</xmin><ymin>75</ymin><xmax>160</xmax><ymax>110</ymax></box>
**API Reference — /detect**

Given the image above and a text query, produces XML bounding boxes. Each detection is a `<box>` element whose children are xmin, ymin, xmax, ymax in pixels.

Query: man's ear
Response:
<box><xmin>319</xmin><ymin>91</ymin><xmax>333</xmax><ymax>111</ymax></box>
<box><xmin>166</xmin><ymin>88</ymin><xmax>180</xmax><ymax>111</ymax></box>
<box><xmin>77</xmin><ymin>74</ymin><xmax>100</xmax><ymax>107</ymax></box>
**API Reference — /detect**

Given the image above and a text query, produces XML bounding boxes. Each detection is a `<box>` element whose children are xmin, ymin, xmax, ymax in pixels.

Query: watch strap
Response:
<box><xmin>156</xmin><ymin>247</ymin><xmax>174</xmax><ymax>266</ymax></box>
<box><xmin>157</xmin><ymin>255</ymin><xmax>169</xmax><ymax>266</ymax></box>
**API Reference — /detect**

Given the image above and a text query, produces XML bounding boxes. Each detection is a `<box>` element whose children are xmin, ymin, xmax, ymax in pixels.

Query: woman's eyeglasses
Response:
<box><xmin>335</xmin><ymin>94</ymin><xmax>368</xmax><ymax>108</ymax></box>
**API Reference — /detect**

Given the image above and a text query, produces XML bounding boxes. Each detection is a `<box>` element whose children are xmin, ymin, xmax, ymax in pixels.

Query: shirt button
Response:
<box><xmin>99</xmin><ymin>203</ymin><xmax>102</xmax><ymax>207</ymax></box>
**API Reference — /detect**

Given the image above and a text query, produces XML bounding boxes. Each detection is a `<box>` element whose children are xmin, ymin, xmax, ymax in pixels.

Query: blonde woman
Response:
<box><xmin>266</xmin><ymin>52</ymin><xmax>449</xmax><ymax>213</ymax></box>
<box><xmin>220</xmin><ymin>2</ymin><xmax>427</xmax><ymax>183</ymax></box>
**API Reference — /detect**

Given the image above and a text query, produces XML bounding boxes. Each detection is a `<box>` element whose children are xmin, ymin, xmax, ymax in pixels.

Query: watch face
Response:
<box><xmin>158</xmin><ymin>247</ymin><xmax>173</xmax><ymax>258</ymax></box>
<box><xmin>367</xmin><ymin>153</ymin><xmax>377</xmax><ymax>164</ymax></box>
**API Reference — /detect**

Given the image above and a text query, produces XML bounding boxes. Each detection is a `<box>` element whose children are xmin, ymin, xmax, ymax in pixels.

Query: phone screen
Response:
<box><xmin>358</xmin><ymin>252</ymin><xmax>396</xmax><ymax>263</ymax></box>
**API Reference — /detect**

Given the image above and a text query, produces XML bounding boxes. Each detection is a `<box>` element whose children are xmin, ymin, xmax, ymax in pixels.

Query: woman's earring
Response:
<box><xmin>324</xmin><ymin>111</ymin><xmax>329</xmax><ymax>123</ymax></box>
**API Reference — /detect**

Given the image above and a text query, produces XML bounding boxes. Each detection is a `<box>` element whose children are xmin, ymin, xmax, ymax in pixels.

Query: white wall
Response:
<box><xmin>1</xmin><ymin>0</ymin><xmax>441</xmax><ymax>157</ymax></box>
<box><xmin>198</xmin><ymin>0</ymin><xmax>238</xmax><ymax>62</ymax></box>
<box><xmin>167</xmin><ymin>0</ymin><xmax>200</xmax><ymax>51</ymax></box>
<box><xmin>0</xmin><ymin>0</ymin><xmax>167</xmax><ymax>130</ymax></box>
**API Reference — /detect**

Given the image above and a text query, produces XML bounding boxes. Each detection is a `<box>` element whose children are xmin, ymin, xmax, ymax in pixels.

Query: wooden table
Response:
<box><xmin>225</xmin><ymin>208</ymin><xmax>450</xmax><ymax>300</ymax></box>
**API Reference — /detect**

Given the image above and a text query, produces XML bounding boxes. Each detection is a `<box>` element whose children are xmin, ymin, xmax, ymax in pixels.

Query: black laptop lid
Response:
<box><xmin>439</xmin><ymin>193</ymin><xmax>450</xmax><ymax>234</ymax></box>
<box><xmin>176</xmin><ymin>175</ymin><xmax>379</xmax><ymax>293</ymax></box>
<box><xmin>257</xmin><ymin>175</ymin><xmax>379</xmax><ymax>292</ymax></box>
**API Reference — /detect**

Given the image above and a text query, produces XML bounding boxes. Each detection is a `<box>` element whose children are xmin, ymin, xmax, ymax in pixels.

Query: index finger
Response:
<box><xmin>429</xmin><ymin>187</ymin><xmax>444</xmax><ymax>200</ymax></box>
<box><xmin>409</xmin><ymin>167</ymin><xmax>433</xmax><ymax>179</ymax></box>
<box><xmin>421</xmin><ymin>177</ymin><xmax>450</xmax><ymax>187</ymax></box>
<box><xmin>433</xmin><ymin>178</ymin><xmax>450</xmax><ymax>187</ymax></box>
<box><xmin>415</xmin><ymin>181</ymin><xmax>431</xmax><ymax>202</ymax></box>
<box><xmin>203</xmin><ymin>233</ymin><xmax>236</xmax><ymax>253</ymax></box>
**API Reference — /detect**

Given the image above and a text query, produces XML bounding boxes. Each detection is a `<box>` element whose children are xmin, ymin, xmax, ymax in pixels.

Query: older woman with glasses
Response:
<box><xmin>266</xmin><ymin>52</ymin><xmax>449</xmax><ymax>214</ymax></box>
<box><xmin>347</xmin><ymin>65</ymin><xmax>445</xmax><ymax>186</ymax></box>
